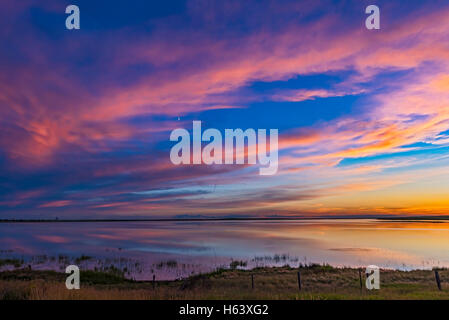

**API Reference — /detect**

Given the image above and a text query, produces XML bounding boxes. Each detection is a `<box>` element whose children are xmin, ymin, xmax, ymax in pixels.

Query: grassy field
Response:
<box><xmin>1</xmin><ymin>265</ymin><xmax>448</xmax><ymax>300</ymax></box>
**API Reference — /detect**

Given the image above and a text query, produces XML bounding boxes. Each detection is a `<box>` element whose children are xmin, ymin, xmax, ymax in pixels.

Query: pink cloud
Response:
<box><xmin>2</xmin><ymin>3</ymin><xmax>449</xmax><ymax>168</ymax></box>
<box><xmin>39</xmin><ymin>200</ymin><xmax>73</xmax><ymax>208</ymax></box>
<box><xmin>35</xmin><ymin>235</ymin><xmax>68</xmax><ymax>244</ymax></box>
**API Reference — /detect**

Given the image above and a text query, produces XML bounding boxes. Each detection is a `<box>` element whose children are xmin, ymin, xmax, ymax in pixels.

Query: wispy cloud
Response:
<box><xmin>2</xmin><ymin>0</ymin><xmax>449</xmax><ymax>217</ymax></box>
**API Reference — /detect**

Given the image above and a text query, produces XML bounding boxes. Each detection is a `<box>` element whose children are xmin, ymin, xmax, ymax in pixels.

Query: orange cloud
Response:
<box><xmin>39</xmin><ymin>200</ymin><xmax>73</xmax><ymax>208</ymax></box>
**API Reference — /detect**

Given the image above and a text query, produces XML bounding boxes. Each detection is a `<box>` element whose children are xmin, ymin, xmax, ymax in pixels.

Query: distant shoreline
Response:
<box><xmin>1</xmin><ymin>216</ymin><xmax>449</xmax><ymax>223</ymax></box>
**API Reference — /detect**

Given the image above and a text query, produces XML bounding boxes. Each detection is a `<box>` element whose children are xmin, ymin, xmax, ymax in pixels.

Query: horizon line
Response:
<box><xmin>1</xmin><ymin>215</ymin><xmax>449</xmax><ymax>223</ymax></box>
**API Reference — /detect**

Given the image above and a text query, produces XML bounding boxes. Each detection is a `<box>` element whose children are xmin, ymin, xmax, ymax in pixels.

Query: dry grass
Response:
<box><xmin>1</xmin><ymin>266</ymin><xmax>449</xmax><ymax>300</ymax></box>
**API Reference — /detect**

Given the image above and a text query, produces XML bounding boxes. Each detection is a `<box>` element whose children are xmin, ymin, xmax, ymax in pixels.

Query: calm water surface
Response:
<box><xmin>1</xmin><ymin>219</ymin><xmax>449</xmax><ymax>280</ymax></box>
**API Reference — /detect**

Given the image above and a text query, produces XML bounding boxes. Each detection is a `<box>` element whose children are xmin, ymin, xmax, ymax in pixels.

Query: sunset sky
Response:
<box><xmin>2</xmin><ymin>0</ymin><xmax>449</xmax><ymax>219</ymax></box>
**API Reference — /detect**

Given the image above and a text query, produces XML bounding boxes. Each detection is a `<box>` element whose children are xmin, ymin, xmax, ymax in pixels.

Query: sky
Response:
<box><xmin>1</xmin><ymin>0</ymin><xmax>449</xmax><ymax>219</ymax></box>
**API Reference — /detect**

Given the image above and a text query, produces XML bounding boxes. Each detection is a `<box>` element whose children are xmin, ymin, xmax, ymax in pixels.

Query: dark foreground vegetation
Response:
<box><xmin>1</xmin><ymin>265</ymin><xmax>449</xmax><ymax>300</ymax></box>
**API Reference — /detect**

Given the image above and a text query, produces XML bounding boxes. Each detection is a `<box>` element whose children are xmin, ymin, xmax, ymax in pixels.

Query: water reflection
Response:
<box><xmin>1</xmin><ymin>219</ymin><xmax>449</xmax><ymax>279</ymax></box>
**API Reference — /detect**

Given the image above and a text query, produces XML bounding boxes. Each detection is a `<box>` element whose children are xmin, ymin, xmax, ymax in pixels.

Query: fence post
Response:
<box><xmin>359</xmin><ymin>269</ymin><xmax>363</xmax><ymax>292</ymax></box>
<box><xmin>251</xmin><ymin>274</ymin><xmax>254</xmax><ymax>289</ymax></box>
<box><xmin>434</xmin><ymin>270</ymin><xmax>442</xmax><ymax>291</ymax></box>
<box><xmin>297</xmin><ymin>271</ymin><xmax>302</xmax><ymax>291</ymax></box>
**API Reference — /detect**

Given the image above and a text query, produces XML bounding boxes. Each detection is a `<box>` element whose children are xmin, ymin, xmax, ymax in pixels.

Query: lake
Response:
<box><xmin>1</xmin><ymin>219</ymin><xmax>449</xmax><ymax>280</ymax></box>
